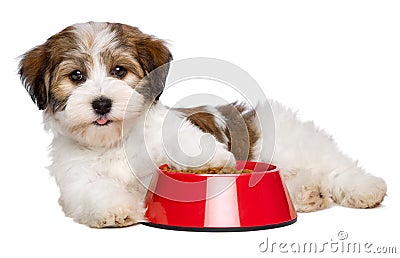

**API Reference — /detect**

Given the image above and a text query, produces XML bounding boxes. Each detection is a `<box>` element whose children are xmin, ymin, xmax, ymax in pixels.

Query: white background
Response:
<box><xmin>1</xmin><ymin>0</ymin><xmax>399</xmax><ymax>257</ymax></box>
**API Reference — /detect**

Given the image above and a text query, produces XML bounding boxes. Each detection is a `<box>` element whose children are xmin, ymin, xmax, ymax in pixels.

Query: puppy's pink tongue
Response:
<box><xmin>96</xmin><ymin>118</ymin><xmax>109</xmax><ymax>125</ymax></box>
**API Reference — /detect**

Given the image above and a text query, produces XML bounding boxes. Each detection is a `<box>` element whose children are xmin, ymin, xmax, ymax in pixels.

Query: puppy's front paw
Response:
<box><xmin>198</xmin><ymin>147</ymin><xmax>236</xmax><ymax>170</ymax></box>
<box><xmin>171</xmin><ymin>147</ymin><xmax>236</xmax><ymax>171</ymax></box>
<box><xmin>89</xmin><ymin>206</ymin><xmax>144</xmax><ymax>228</ymax></box>
<box><xmin>72</xmin><ymin>192</ymin><xmax>146</xmax><ymax>228</ymax></box>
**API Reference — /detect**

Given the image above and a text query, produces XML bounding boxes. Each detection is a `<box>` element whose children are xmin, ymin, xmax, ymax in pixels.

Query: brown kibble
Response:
<box><xmin>163</xmin><ymin>167</ymin><xmax>253</xmax><ymax>174</ymax></box>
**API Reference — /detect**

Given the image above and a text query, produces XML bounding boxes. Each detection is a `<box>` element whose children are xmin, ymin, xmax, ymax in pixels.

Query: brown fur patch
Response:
<box><xmin>18</xmin><ymin>26</ymin><xmax>92</xmax><ymax>111</ymax></box>
<box><xmin>19</xmin><ymin>26</ymin><xmax>76</xmax><ymax>110</ymax></box>
<box><xmin>175</xmin><ymin>102</ymin><xmax>261</xmax><ymax>161</ymax></box>
<box><xmin>174</xmin><ymin>106</ymin><xmax>228</xmax><ymax>145</ymax></box>
<box><xmin>100</xmin><ymin>51</ymin><xmax>144</xmax><ymax>79</ymax></box>
<box><xmin>111</xmin><ymin>23</ymin><xmax>172</xmax><ymax>101</ymax></box>
<box><xmin>18</xmin><ymin>44</ymin><xmax>48</xmax><ymax>109</ymax></box>
<box><xmin>217</xmin><ymin>102</ymin><xmax>260</xmax><ymax>161</ymax></box>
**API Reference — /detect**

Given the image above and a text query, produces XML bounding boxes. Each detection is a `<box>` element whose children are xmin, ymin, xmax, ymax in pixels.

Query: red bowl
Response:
<box><xmin>142</xmin><ymin>161</ymin><xmax>297</xmax><ymax>231</ymax></box>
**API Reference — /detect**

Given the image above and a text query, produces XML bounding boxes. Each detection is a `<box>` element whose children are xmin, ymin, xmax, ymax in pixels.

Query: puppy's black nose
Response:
<box><xmin>92</xmin><ymin>97</ymin><xmax>112</xmax><ymax>115</ymax></box>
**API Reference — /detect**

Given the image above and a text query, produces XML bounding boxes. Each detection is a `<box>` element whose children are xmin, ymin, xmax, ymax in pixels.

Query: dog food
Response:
<box><xmin>163</xmin><ymin>167</ymin><xmax>253</xmax><ymax>174</ymax></box>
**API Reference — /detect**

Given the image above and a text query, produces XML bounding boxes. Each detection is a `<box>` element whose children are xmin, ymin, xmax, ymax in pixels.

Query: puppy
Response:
<box><xmin>18</xmin><ymin>22</ymin><xmax>387</xmax><ymax>227</ymax></box>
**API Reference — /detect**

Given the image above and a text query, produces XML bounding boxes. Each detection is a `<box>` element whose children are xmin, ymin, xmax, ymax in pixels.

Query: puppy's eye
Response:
<box><xmin>69</xmin><ymin>70</ymin><xmax>85</xmax><ymax>83</ymax></box>
<box><xmin>111</xmin><ymin>66</ymin><xmax>127</xmax><ymax>79</ymax></box>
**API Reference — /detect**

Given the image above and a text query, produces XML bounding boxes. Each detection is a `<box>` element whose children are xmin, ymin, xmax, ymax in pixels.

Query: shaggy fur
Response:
<box><xmin>18</xmin><ymin>22</ymin><xmax>386</xmax><ymax>227</ymax></box>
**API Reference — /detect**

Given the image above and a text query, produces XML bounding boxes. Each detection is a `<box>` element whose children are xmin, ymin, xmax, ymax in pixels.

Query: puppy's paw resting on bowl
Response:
<box><xmin>170</xmin><ymin>144</ymin><xmax>236</xmax><ymax>171</ymax></box>
<box><xmin>199</xmin><ymin>147</ymin><xmax>236</xmax><ymax>170</ymax></box>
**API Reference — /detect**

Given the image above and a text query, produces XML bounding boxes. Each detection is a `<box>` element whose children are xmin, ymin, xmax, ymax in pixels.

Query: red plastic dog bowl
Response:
<box><xmin>142</xmin><ymin>161</ymin><xmax>297</xmax><ymax>231</ymax></box>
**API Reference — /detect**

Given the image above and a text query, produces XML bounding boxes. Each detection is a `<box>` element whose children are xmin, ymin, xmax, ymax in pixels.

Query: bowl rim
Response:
<box><xmin>158</xmin><ymin>161</ymin><xmax>280</xmax><ymax>177</ymax></box>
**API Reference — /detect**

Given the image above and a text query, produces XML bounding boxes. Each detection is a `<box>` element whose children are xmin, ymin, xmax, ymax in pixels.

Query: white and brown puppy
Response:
<box><xmin>19</xmin><ymin>22</ymin><xmax>387</xmax><ymax>228</ymax></box>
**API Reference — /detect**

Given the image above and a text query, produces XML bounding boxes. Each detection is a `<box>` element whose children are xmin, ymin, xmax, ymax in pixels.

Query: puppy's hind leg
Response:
<box><xmin>328</xmin><ymin>165</ymin><xmax>387</xmax><ymax>209</ymax></box>
<box><xmin>259</xmin><ymin>101</ymin><xmax>387</xmax><ymax>211</ymax></box>
<box><xmin>281</xmin><ymin>152</ymin><xmax>387</xmax><ymax>211</ymax></box>
<box><xmin>257</xmin><ymin>101</ymin><xmax>333</xmax><ymax>212</ymax></box>
<box><xmin>283</xmin><ymin>170</ymin><xmax>332</xmax><ymax>212</ymax></box>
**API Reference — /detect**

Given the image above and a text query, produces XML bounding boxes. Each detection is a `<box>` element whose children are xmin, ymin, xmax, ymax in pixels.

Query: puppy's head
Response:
<box><xmin>18</xmin><ymin>22</ymin><xmax>172</xmax><ymax>147</ymax></box>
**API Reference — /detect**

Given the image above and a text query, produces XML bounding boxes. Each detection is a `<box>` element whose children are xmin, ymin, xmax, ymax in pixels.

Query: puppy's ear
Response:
<box><xmin>136</xmin><ymin>36</ymin><xmax>173</xmax><ymax>101</ymax></box>
<box><xmin>18</xmin><ymin>44</ymin><xmax>49</xmax><ymax>110</ymax></box>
